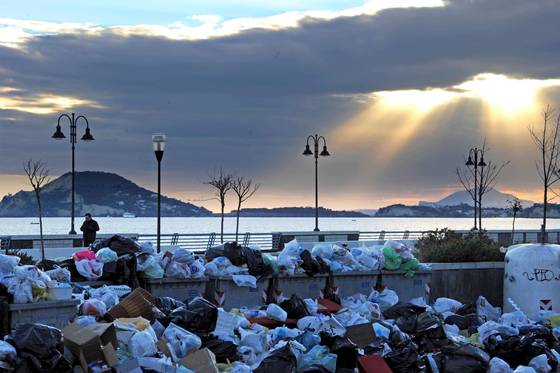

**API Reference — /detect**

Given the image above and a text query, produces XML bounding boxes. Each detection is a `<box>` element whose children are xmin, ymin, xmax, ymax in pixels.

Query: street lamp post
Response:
<box><xmin>303</xmin><ymin>134</ymin><xmax>330</xmax><ymax>232</ymax></box>
<box><xmin>52</xmin><ymin>113</ymin><xmax>94</xmax><ymax>235</ymax></box>
<box><xmin>152</xmin><ymin>134</ymin><xmax>166</xmax><ymax>253</ymax></box>
<box><xmin>465</xmin><ymin>147</ymin><xmax>486</xmax><ymax>230</ymax></box>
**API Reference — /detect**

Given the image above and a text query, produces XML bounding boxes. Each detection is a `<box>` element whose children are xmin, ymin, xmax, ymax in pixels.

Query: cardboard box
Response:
<box><xmin>345</xmin><ymin>323</ymin><xmax>376</xmax><ymax>348</ymax></box>
<box><xmin>180</xmin><ymin>348</ymin><xmax>219</xmax><ymax>373</ymax></box>
<box><xmin>107</xmin><ymin>288</ymin><xmax>156</xmax><ymax>321</ymax></box>
<box><xmin>357</xmin><ymin>355</ymin><xmax>393</xmax><ymax>373</ymax></box>
<box><xmin>63</xmin><ymin>323</ymin><xmax>117</xmax><ymax>372</ymax></box>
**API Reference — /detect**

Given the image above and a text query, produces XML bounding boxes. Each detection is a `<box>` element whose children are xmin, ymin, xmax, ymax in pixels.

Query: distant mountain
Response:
<box><xmin>420</xmin><ymin>188</ymin><xmax>534</xmax><ymax>208</ymax></box>
<box><xmin>229</xmin><ymin>207</ymin><xmax>369</xmax><ymax>218</ymax></box>
<box><xmin>375</xmin><ymin>203</ymin><xmax>511</xmax><ymax>218</ymax></box>
<box><xmin>355</xmin><ymin>209</ymin><xmax>378</xmax><ymax>217</ymax></box>
<box><xmin>0</xmin><ymin>171</ymin><xmax>212</xmax><ymax>217</ymax></box>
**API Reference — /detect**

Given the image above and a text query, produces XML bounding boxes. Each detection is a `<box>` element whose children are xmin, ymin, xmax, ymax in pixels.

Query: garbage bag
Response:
<box><xmin>322</xmin><ymin>274</ymin><xmax>341</xmax><ymax>305</ymax></box>
<box><xmin>385</xmin><ymin>343</ymin><xmax>420</xmax><ymax>373</ymax></box>
<box><xmin>156</xmin><ymin>297</ymin><xmax>186</xmax><ymax>317</ymax></box>
<box><xmin>0</xmin><ymin>340</ymin><xmax>17</xmax><ymax>370</ymax></box>
<box><xmin>92</xmin><ymin>234</ymin><xmax>142</xmax><ymax>256</ymax></box>
<box><xmin>162</xmin><ymin>323</ymin><xmax>202</xmax><ymax>359</ymax></box>
<box><xmin>75</xmin><ymin>259</ymin><xmax>103</xmax><ymax>280</ymax></box>
<box><xmin>232</xmin><ymin>274</ymin><xmax>257</xmax><ymax>288</ymax></box>
<box><xmin>514</xmin><ymin>367</ymin><xmax>538</xmax><ymax>373</ymax></box>
<box><xmin>203</xmin><ymin>337</ymin><xmax>239</xmax><ymax>363</ymax></box>
<box><xmin>322</xmin><ymin>335</ymin><xmax>357</xmax><ymax>370</ymax></box>
<box><xmin>0</xmin><ymin>254</ymin><xmax>19</xmax><ymax>274</ymax></box>
<box><xmin>73</xmin><ymin>249</ymin><xmax>97</xmax><ymax>261</ymax></box>
<box><xmin>223</xmin><ymin>242</ymin><xmax>244</xmax><ymax>266</ymax></box>
<box><xmin>400</xmin><ymin>258</ymin><xmax>419</xmax><ymax>278</ymax></box>
<box><xmin>280</xmin><ymin>294</ymin><xmax>311</xmax><ymax>320</ymax></box>
<box><xmin>369</xmin><ymin>288</ymin><xmax>399</xmax><ymax>311</ymax></box>
<box><xmin>298</xmin><ymin>345</ymin><xmax>337</xmax><ymax>373</ymax></box>
<box><xmin>477</xmin><ymin>295</ymin><xmax>501</xmax><ymax>322</ymax></box>
<box><xmin>263</xmin><ymin>253</ymin><xmax>279</xmax><ymax>275</ymax></box>
<box><xmin>241</xmin><ymin>246</ymin><xmax>272</xmax><ymax>277</ymax></box>
<box><xmin>445</xmin><ymin>313</ymin><xmax>482</xmax><ymax>333</ymax></box>
<box><xmin>434</xmin><ymin>297</ymin><xmax>463</xmax><ymax>314</ymax></box>
<box><xmin>45</xmin><ymin>266</ymin><xmax>71</xmax><ymax>283</ymax></box>
<box><xmin>205</xmin><ymin>244</ymin><xmax>226</xmax><ymax>262</ymax></box>
<box><xmin>489</xmin><ymin>357</ymin><xmax>513</xmax><ymax>373</ymax></box>
<box><xmin>300</xmin><ymin>250</ymin><xmax>329</xmax><ymax>276</ymax></box>
<box><xmin>137</xmin><ymin>253</ymin><xmax>164</xmax><ymax>279</ymax></box>
<box><xmin>91</xmin><ymin>285</ymin><xmax>120</xmax><ymax>309</ymax></box>
<box><xmin>172</xmin><ymin>248</ymin><xmax>196</xmax><ymax>265</ymax></box>
<box><xmin>267</xmin><ymin>303</ymin><xmax>288</xmax><ymax>322</ymax></box>
<box><xmin>129</xmin><ymin>329</ymin><xmax>158</xmax><ymax>357</ymax></box>
<box><xmin>95</xmin><ymin>247</ymin><xmax>118</xmax><ymax>263</ymax></box>
<box><xmin>165</xmin><ymin>261</ymin><xmax>191</xmax><ymax>279</ymax></box>
<box><xmin>99</xmin><ymin>254</ymin><xmax>141</xmax><ymax>289</ymax></box>
<box><xmin>254</xmin><ymin>344</ymin><xmax>297</xmax><ymax>373</ymax></box>
<box><xmin>11</xmin><ymin>323</ymin><xmax>70</xmax><ymax>372</ymax></box>
<box><xmin>140</xmin><ymin>241</ymin><xmax>155</xmax><ymax>254</ymax></box>
<box><xmin>169</xmin><ymin>297</ymin><xmax>218</xmax><ymax>335</ymax></box>
<box><xmin>311</xmin><ymin>243</ymin><xmax>333</xmax><ymax>259</ymax></box>
<box><xmin>8</xmin><ymin>279</ymin><xmax>33</xmax><ymax>304</ymax></box>
<box><xmin>297</xmin><ymin>330</ymin><xmax>322</xmax><ymax>350</ymax></box>
<box><xmin>382</xmin><ymin>246</ymin><xmax>402</xmax><ymax>270</ymax></box>
<box><xmin>189</xmin><ymin>259</ymin><xmax>206</xmax><ymax>278</ymax></box>
<box><xmin>79</xmin><ymin>298</ymin><xmax>108</xmax><ymax>316</ymax></box>
<box><xmin>529</xmin><ymin>354</ymin><xmax>551</xmax><ymax>373</ymax></box>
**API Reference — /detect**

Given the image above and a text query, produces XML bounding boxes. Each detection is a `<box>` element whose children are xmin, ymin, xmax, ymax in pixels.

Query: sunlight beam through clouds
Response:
<box><xmin>0</xmin><ymin>88</ymin><xmax>104</xmax><ymax>115</ymax></box>
<box><xmin>332</xmin><ymin>73</ymin><xmax>560</xmax><ymax>166</ymax></box>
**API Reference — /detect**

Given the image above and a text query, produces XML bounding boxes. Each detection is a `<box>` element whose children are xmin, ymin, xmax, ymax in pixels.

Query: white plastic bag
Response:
<box><xmin>95</xmin><ymin>248</ymin><xmax>118</xmax><ymax>263</ymax></box>
<box><xmin>477</xmin><ymin>295</ymin><xmax>501</xmax><ymax>322</ymax></box>
<box><xmin>297</xmin><ymin>316</ymin><xmax>323</xmax><ymax>332</ymax></box>
<box><xmin>91</xmin><ymin>286</ymin><xmax>119</xmax><ymax>309</ymax></box>
<box><xmin>205</xmin><ymin>257</ymin><xmax>234</xmax><ymax>277</ymax></box>
<box><xmin>238</xmin><ymin>346</ymin><xmax>257</xmax><ymax>365</ymax></box>
<box><xmin>239</xmin><ymin>330</ymin><xmax>268</xmax><ymax>354</ymax></box>
<box><xmin>513</xmin><ymin>367</ymin><xmax>537</xmax><ymax>373</ymax></box>
<box><xmin>0</xmin><ymin>340</ymin><xmax>17</xmax><ymax>363</ymax></box>
<box><xmin>140</xmin><ymin>241</ymin><xmax>155</xmax><ymax>254</ymax></box>
<box><xmin>433</xmin><ymin>297</ymin><xmax>463</xmax><ymax>314</ymax></box>
<box><xmin>266</xmin><ymin>303</ymin><xmax>288</xmax><ymax>322</ymax></box>
<box><xmin>368</xmin><ymin>288</ymin><xmax>399</xmax><ymax>311</ymax></box>
<box><xmin>8</xmin><ymin>279</ymin><xmax>33</xmax><ymax>304</ymax></box>
<box><xmin>165</xmin><ymin>261</ymin><xmax>190</xmax><ymax>279</ymax></box>
<box><xmin>0</xmin><ymin>254</ymin><xmax>20</xmax><ymax>275</ymax></box>
<box><xmin>189</xmin><ymin>259</ymin><xmax>206</xmax><ymax>278</ymax></box>
<box><xmin>75</xmin><ymin>259</ymin><xmax>104</xmax><ymax>280</ymax></box>
<box><xmin>311</xmin><ymin>243</ymin><xmax>333</xmax><ymax>259</ymax></box>
<box><xmin>162</xmin><ymin>323</ymin><xmax>201</xmax><ymax>359</ymax></box>
<box><xmin>173</xmin><ymin>249</ymin><xmax>196</xmax><ymax>265</ymax></box>
<box><xmin>80</xmin><ymin>298</ymin><xmax>108</xmax><ymax>316</ymax></box>
<box><xmin>232</xmin><ymin>274</ymin><xmax>257</xmax><ymax>288</ymax></box>
<box><xmin>529</xmin><ymin>354</ymin><xmax>551</xmax><ymax>373</ymax></box>
<box><xmin>129</xmin><ymin>329</ymin><xmax>157</xmax><ymax>357</ymax></box>
<box><xmin>138</xmin><ymin>254</ymin><xmax>164</xmax><ymax>279</ymax></box>
<box><xmin>478</xmin><ymin>321</ymin><xmax>519</xmax><ymax>344</ymax></box>
<box><xmin>304</xmin><ymin>298</ymin><xmax>318</xmax><ymax>315</ymax></box>
<box><xmin>298</xmin><ymin>345</ymin><xmax>337</xmax><ymax>373</ymax></box>
<box><xmin>45</xmin><ymin>266</ymin><xmax>71</xmax><ymax>282</ymax></box>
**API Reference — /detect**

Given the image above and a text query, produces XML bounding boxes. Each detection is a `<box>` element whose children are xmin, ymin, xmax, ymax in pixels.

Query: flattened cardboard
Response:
<box><xmin>357</xmin><ymin>355</ymin><xmax>392</xmax><ymax>373</ymax></box>
<box><xmin>180</xmin><ymin>348</ymin><xmax>219</xmax><ymax>373</ymax></box>
<box><xmin>345</xmin><ymin>322</ymin><xmax>376</xmax><ymax>348</ymax></box>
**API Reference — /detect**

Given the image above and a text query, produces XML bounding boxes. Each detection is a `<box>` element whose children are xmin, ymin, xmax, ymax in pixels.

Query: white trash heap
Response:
<box><xmin>2</xmin><ymin>248</ymin><xmax>560</xmax><ymax>372</ymax></box>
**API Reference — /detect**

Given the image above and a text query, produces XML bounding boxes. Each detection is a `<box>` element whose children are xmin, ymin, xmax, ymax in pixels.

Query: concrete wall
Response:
<box><xmin>429</xmin><ymin>262</ymin><xmax>504</xmax><ymax>307</ymax></box>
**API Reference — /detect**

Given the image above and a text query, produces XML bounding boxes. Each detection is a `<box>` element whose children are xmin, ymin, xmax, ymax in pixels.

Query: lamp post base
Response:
<box><xmin>314</xmin><ymin>227</ymin><xmax>320</xmax><ymax>232</ymax></box>
<box><xmin>69</xmin><ymin>229</ymin><xmax>76</xmax><ymax>235</ymax></box>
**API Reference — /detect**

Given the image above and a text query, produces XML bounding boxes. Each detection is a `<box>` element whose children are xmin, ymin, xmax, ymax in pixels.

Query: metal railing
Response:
<box><xmin>3</xmin><ymin>229</ymin><xmax>560</xmax><ymax>254</ymax></box>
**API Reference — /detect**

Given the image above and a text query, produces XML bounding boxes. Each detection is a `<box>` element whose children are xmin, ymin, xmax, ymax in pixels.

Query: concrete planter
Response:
<box><xmin>428</xmin><ymin>261</ymin><xmax>504</xmax><ymax>306</ymax></box>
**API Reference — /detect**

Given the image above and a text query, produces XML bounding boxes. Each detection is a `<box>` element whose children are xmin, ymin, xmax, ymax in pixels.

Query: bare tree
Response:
<box><xmin>23</xmin><ymin>160</ymin><xmax>51</xmax><ymax>262</ymax></box>
<box><xmin>477</xmin><ymin>143</ymin><xmax>509</xmax><ymax>230</ymax></box>
<box><xmin>456</xmin><ymin>166</ymin><xmax>478</xmax><ymax>230</ymax></box>
<box><xmin>205</xmin><ymin>169</ymin><xmax>234</xmax><ymax>243</ymax></box>
<box><xmin>507</xmin><ymin>198</ymin><xmax>523</xmax><ymax>243</ymax></box>
<box><xmin>232</xmin><ymin>177</ymin><xmax>260</xmax><ymax>242</ymax></box>
<box><xmin>528</xmin><ymin>106</ymin><xmax>560</xmax><ymax>241</ymax></box>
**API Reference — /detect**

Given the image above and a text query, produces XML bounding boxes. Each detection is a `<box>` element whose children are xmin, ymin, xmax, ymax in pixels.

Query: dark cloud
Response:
<box><xmin>1</xmin><ymin>0</ymin><xmax>560</xmax><ymax>206</ymax></box>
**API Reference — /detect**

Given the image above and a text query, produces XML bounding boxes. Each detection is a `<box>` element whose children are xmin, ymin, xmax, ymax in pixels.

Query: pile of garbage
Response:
<box><xmin>2</xmin><ymin>271</ymin><xmax>560</xmax><ymax>373</ymax></box>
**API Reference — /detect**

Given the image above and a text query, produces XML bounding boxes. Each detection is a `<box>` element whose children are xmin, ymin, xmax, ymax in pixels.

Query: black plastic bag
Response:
<box><xmin>92</xmin><ymin>234</ymin><xmax>141</xmax><ymax>256</ymax></box>
<box><xmin>203</xmin><ymin>337</ymin><xmax>239</xmax><ymax>363</ymax></box>
<box><xmin>205</xmin><ymin>244</ymin><xmax>225</xmax><ymax>262</ymax></box>
<box><xmin>254</xmin><ymin>344</ymin><xmax>297</xmax><ymax>373</ymax></box>
<box><xmin>329</xmin><ymin>336</ymin><xmax>358</xmax><ymax>370</ymax></box>
<box><xmin>169</xmin><ymin>297</ymin><xmax>218</xmax><ymax>336</ymax></box>
<box><xmin>299</xmin><ymin>250</ymin><xmax>326</xmax><ymax>277</ymax></box>
<box><xmin>384</xmin><ymin>302</ymin><xmax>427</xmax><ymax>319</ymax></box>
<box><xmin>280</xmin><ymin>294</ymin><xmax>310</xmax><ymax>319</ymax></box>
<box><xmin>385</xmin><ymin>343</ymin><xmax>420</xmax><ymax>373</ymax></box>
<box><xmin>445</xmin><ymin>313</ymin><xmax>482</xmax><ymax>334</ymax></box>
<box><xmin>224</xmin><ymin>242</ymin><xmax>244</xmax><ymax>266</ymax></box>
<box><xmin>100</xmin><ymin>254</ymin><xmax>140</xmax><ymax>288</ymax></box>
<box><xmin>156</xmin><ymin>297</ymin><xmax>185</xmax><ymax>315</ymax></box>
<box><xmin>302</xmin><ymin>366</ymin><xmax>331</xmax><ymax>373</ymax></box>
<box><xmin>10</xmin><ymin>323</ymin><xmax>71</xmax><ymax>372</ymax></box>
<box><xmin>322</xmin><ymin>273</ymin><xmax>341</xmax><ymax>305</ymax></box>
<box><xmin>241</xmin><ymin>246</ymin><xmax>272</xmax><ymax>277</ymax></box>
<box><xmin>388</xmin><ymin>329</ymin><xmax>412</xmax><ymax>349</ymax></box>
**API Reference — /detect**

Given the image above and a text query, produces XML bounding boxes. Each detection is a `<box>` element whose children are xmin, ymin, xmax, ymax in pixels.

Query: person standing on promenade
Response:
<box><xmin>80</xmin><ymin>213</ymin><xmax>99</xmax><ymax>246</ymax></box>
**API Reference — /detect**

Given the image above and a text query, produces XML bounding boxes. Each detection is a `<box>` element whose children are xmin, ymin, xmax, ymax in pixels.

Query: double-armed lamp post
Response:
<box><xmin>303</xmin><ymin>134</ymin><xmax>330</xmax><ymax>232</ymax></box>
<box><xmin>52</xmin><ymin>113</ymin><xmax>94</xmax><ymax>235</ymax></box>
<box><xmin>152</xmin><ymin>134</ymin><xmax>166</xmax><ymax>253</ymax></box>
<box><xmin>465</xmin><ymin>147</ymin><xmax>486</xmax><ymax>230</ymax></box>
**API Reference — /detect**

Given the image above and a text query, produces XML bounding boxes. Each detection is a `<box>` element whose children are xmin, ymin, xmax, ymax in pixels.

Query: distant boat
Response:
<box><xmin>122</xmin><ymin>213</ymin><xmax>136</xmax><ymax>218</ymax></box>
<box><xmin>30</xmin><ymin>222</ymin><xmax>40</xmax><ymax>225</ymax></box>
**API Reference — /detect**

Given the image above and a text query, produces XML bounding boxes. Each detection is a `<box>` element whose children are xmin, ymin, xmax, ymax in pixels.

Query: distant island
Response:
<box><xmin>227</xmin><ymin>207</ymin><xmax>369</xmax><ymax>218</ymax></box>
<box><xmin>0</xmin><ymin>171</ymin><xmax>212</xmax><ymax>217</ymax></box>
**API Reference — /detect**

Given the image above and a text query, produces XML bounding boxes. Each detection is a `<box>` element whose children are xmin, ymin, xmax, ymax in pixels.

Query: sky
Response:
<box><xmin>1</xmin><ymin>0</ymin><xmax>560</xmax><ymax>212</ymax></box>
